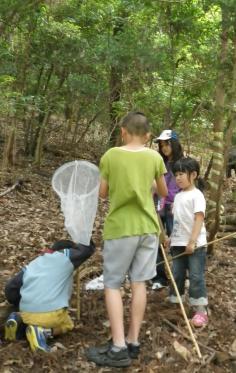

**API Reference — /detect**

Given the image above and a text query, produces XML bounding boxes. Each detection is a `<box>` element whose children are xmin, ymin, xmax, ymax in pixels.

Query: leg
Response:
<box><xmin>102</xmin><ymin>237</ymin><xmax>138</xmax><ymax>348</ymax></box>
<box><xmin>4</xmin><ymin>312</ymin><xmax>26</xmax><ymax>341</ymax></box>
<box><xmin>26</xmin><ymin>325</ymin><xmax>51</xmax><ymax>352</ymax></box>
<box><xmin>127</xmin><ymin>234</ymin><xmax>158</xmax><ymax>354</ymax></box>
<box><xmin>105</xmin><ymin>287</ymin><xmax>125</xmax><ymax>347</ymax></box>
<box><xmin>127</xmin><ymin>281</ymin><xmax>146</xmax><ymax>343</ymax></box>
<box><xmin>22</xmin><ymin>309</ymin><xmax>74</xmax><ymax>352</ymax></box>
<box><xmin>188</xmin><ymin>248</ymin><xmax>208</xmax><ymax>306</ymax></box>
<box><xmin>169</xmin><ymin>247</ymin><xmax>187</xmax><ymax>303</ymax></box>
<box><xmin>152</xmin><ymin>247</ymin><xmax>168</xmax><ymax>288</ymax></box>
<box><xmin>164</xmin><ymin>204</ymin><xmax>173</xmax><ymax>237</ymax></box>
<box><xmin>152</xmin><ymin>208</ymin><xmax>173</xmax><ymax>288</ymax></box>
<box><xmin>52</xmin><ymin>309</ymin><xmax>74</xmax><ymax>335</ymax></box>
<box><xmin>86</xmin><ymin>237</ymin><xmax>139</xmax><ymax>367</ymax></box>
<box><xmin>86</xmin><ymin>288</ymin><xmax>131</xmax><ymax>368</ymax></box>
<box><xmin>188</xmin><ymin>248</ymin><xmax>208</xmax><ymax>327</ymax></box>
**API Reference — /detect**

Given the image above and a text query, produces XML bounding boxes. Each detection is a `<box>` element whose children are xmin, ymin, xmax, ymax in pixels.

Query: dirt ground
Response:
<box><xmin>0</xmin><ymin>156</ymin><xmax>235</xmax><ymax>373</ymax></box>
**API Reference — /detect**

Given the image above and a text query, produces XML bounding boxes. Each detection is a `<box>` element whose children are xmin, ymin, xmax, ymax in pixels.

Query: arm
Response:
<box><xmin>99</xmin><ymin>177</ymin><xmax>109</xmax><ymax>199</ymax></box>
<box><xmin>155</xmin><ymin>175</ymin><xmax>168</xmax><ymax>198</ymax></box>
<box><xmin>5</xmin><ymin>270</ymin><xmax>24</xmax><ymax>306</ymax></box>
<box><xmin>68</xmin><ymin>240</ymin><xmax>96</xmax><ymax>269</ymax></box>
<box><xmin>185</xmin><ymin>212</ymin><xmax>204</xmax><ymax>254</ymax></box>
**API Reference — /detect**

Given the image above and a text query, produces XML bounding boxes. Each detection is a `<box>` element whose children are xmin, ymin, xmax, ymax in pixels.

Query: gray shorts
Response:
<box><xmin>103</xmin><ymin>234</ymin><xmax>158</xmax><ymax>288</ymax></box>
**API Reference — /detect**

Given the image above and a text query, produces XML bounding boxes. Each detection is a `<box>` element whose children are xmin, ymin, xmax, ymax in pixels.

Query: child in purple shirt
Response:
<box><xmin>152</xmin><ymin>130</ymin><xmax>183</xmax><ymax>289</ymax></box>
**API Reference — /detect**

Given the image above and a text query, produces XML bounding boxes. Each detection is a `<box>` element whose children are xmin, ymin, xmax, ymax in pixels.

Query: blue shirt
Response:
<box><xmin>20</xmin><ymin>251</ymin><xmax>74</xmax><ymax>312</ymax></box>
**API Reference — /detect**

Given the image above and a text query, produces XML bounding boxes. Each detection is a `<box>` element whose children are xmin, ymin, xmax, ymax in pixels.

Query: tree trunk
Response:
<box><xmin>206</xmin><ymin>6</ymin><xmax>229</xmax><ymax>253</ymax></box>
<box><xmin>3</xmin><ymin>126</ymin><xmax>16</xmax><ymax>168</ymax></box>
<box><xmin>109</xmin><ymin>66</ymin><xmax>122</xmax><ymax>147</ymax></box>
<box><xmin>224</xmin><ymin>214</ymin><xmax>236</xmax><ymax>225</ymax></box>
<box><xmin>34</xmin><ymin>110</ymin><xmax>51</xmax><ymax>167</ymax></box>
<box><xmin>108</xmin><ymin>14</ymin><xmax>127</xmax><ymax>147</ymax></box>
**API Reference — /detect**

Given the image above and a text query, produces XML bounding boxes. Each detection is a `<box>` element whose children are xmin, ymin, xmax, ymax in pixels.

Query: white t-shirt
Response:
<box><xmin>171</xmin><ymin>187</ymin><xmax>207</xmax><ymax>247</ymax></box>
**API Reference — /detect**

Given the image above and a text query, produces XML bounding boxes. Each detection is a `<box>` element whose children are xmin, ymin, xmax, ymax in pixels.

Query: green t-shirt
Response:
<box><xmin>100</xmin><ymin>147</ymin><xmax>166</xmax><ymax>239</ymax></box>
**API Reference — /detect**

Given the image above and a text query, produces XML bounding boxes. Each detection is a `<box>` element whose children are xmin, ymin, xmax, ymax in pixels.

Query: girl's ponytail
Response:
<box><xmin>196</xmin><ymin>177</ymin><xmax>205</xmax><ymax>192</ymax></box>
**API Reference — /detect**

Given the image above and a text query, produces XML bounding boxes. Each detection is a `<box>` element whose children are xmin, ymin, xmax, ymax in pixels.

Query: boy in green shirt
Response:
<box><xmin>86</xmin><ymin>112</ymin><xmax>167</xmax><ymax>367</ymax></box>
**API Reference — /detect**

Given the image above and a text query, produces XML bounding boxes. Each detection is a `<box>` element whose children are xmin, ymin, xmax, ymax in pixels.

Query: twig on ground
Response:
<box><xmin>0</xmin><ymin>179</ymin><xmax>23</xmax><ymax>198</ymax></box>
<box><xmin>76</xmin><ymin>270</ymin><xmax>80</xmax><ymax>321</ymax></box>
<box><xmin>163</xmin><ymin>318</ymin><xmax>215</xmax><ymax>353</ymax></box>
<box><xmin>160</xmin><ymin>244</ymin><xmax>202</xmax><ymax>359</ymax></box>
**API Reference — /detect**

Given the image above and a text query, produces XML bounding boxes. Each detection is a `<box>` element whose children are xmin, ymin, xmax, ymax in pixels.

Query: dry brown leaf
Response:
<box><xmin>231</xmin><ymin>339</ymin><xmax>236</xmax><ymax>353</ymax></box>
<box><xmin>173</xmin><ymin>340</ymin><xmax>191</xmax><ymax>361</ymax></box>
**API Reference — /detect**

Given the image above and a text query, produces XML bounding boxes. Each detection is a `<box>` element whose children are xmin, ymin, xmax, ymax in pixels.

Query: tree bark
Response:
<box><xmin>206</xmin><ymin>6</ymin><xmax>230</xmax><ymax>253</ymax></box>
<box><xmin>34</xmin><ymin>110</ymin><xmax>51</xmax><ymax>167</ymax></box>
<box><xmin>3</xmin><ymin>126</ymin><xmax>16</xmax><ymax>168</ymax></box>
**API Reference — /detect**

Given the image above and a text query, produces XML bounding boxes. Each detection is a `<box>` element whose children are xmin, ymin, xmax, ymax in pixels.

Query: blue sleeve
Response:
<box><xmin>65</xmin><ymin>240</ymin><xmax>96</xmax><ymax>269</ymax></box>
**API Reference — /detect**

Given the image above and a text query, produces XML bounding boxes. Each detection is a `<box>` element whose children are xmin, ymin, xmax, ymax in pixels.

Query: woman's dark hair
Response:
<box><xmin>51</xmin><ymin>240</ymin><xmax>77</xmax><ymax>251</ymax></box>
<box><xmin>173</xmin><ymin>157</ymin><xmax>205</xmax><ymax>191</ymax></box>
<box><xmin>159</xmin><ymin>138</ymin><xmax>183</xmax><ymax>163</ymax></box>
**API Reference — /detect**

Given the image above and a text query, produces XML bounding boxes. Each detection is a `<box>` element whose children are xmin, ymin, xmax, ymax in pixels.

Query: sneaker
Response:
<box><xmin>86</xmin><ymin>345</ymin><xmax>131</xmax><ymax>367</ymax></box>
<box><xmin>191</xmin><ymin>312</ymin><xmax>208</xmax><ymax>328</ymax></box>
<box><xmin>127</xmin><ymin>342</ymin><xmax>140</xmax><ymax>359</ymax></box>
<box><xmin>26</xmin><ymin>325</ymin><xmax>51</xmax><ymax>352</ymax></box>
<box><xmin>87</xmin><ymin>340</ymin><xmax>112</xmax><ymax>357</ymax></box>
<box><xmin>152</xmin><ymin>281</ymin><xmax>167</xmax><ymax>290</ymax></box>
<box><xmin>4</xmin><ymin>312</ymin><xmax>22</xmax><ymax>341</ymax></box>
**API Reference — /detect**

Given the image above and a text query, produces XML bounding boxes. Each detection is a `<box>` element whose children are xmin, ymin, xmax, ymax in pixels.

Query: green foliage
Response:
<box><xmin>0</xmin><ymin>0</ymin><xmax>235</xmax><ymax>156</ymax></box>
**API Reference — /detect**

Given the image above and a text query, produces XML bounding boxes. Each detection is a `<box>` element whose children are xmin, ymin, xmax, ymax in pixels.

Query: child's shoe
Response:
<box><xmin>191</xmin><ymin>311</ymin><xmax>208</xmax><ymax>327</ymax></box>
<box><xmin>26</xmin><ymin>325</ymin><xmax>51</xmax><ymax>352</ymax></box>
<box><xmin>86</xmin><ymin>344</ymin><xmax>131</xmax><ymax>367</ymax></box>
<box><xmin>152</xmin><ymin>281</ymin><xmax>167</xmax><ymax>290</ymax></box>
<box><xmin>4</xmin><ymin>312</ymin><xmax>22</xmax><ymax>341</ymax></box>
<box><xmin>126</xmin><ymin>342</ymin><xmax>140</xmax><ymax>359</ymax></box>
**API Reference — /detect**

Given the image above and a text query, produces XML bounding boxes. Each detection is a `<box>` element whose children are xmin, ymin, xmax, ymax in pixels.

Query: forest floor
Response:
<box><xmin>0</xmin><ymin>153</ymin><xmax>235</xmax><ymax>373</ymax></box>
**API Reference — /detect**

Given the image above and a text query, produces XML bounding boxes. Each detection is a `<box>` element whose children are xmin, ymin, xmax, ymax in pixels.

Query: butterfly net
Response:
<box><xmin>52</xmin><ymin>160</ymin><xmax>100</xmax><ymax>245</ymax></box>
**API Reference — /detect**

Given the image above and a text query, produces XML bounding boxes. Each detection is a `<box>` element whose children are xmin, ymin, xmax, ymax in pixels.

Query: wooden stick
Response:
<box><xmin>0</xmin><ymin>179</ymin><xmax>23</xmax><ymax>198</ymax></box>
<box><xmin>76</xmin><ymin>269</ymin><xmax>80</xmax><ymax>320</ymax></box>
<box><xmin>160</xmin><ymin>244</ymin><xmax>202</xmax><ymax>359</ymax></box>
<box><xmin>157</xmin><ymin>232</ymin><xmax>236</xmax><ymax>268</ymax></box>
<box><xmin>163</xmin><ymin>318</ymin><xmax>215</xmax><ymax>353</ymax></box>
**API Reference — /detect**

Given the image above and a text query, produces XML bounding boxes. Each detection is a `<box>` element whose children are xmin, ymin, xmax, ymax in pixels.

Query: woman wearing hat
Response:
<box><xmin>152</xmin><ymin>130</ymin><xmax>183</xmax><ymax>289</ymax></box>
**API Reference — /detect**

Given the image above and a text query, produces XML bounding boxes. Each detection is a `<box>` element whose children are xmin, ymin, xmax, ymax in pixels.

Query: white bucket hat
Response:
<box><xmin>154</xmin><ymin>129</ymin><xmax>178</xmax><ymax>141</ymax></box>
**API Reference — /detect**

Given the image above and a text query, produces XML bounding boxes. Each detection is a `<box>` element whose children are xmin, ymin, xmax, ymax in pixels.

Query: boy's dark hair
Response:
<box><xmin>159</xmin><ymin>138</ymin><xmax>183</xmax><ymax>164</ymax></box>
<box><xmin>51</xmin><ymin>240</ymin><xmax>77</xmax><ymax>251</ymax></box>
<box><xmin>173</xmin><ymin>157</ymin><xmax>205</xmax><ymax>191</ymax></box>
<box><xmin>120</xmin><ymin>111</ymin><xmax>150</xmax><ymax>136</ymax></box>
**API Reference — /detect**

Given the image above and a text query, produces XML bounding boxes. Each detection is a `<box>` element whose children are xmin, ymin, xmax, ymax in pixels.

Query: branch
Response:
<box><xmin>0</xmin><ymin>180</ymin><xmax>23</xmax><ymax>198</ymax></box>
<box><xmin>163</xmin><ymin>318</ymin><xmax>215</xmax><ymax>353</ymax></box>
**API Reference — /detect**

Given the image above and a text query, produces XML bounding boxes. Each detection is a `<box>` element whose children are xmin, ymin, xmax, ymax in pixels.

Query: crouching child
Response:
<box><xmin>4</xmin><ymin>239</ymin><xmax>95</xmax><ymax>352</ymax></box>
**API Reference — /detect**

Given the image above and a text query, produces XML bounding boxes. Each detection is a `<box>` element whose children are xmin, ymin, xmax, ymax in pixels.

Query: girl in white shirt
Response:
<box><xmin>169</xmin><ymin>157</ymin><xmax>208</xmax><ymax>327</ymax></box>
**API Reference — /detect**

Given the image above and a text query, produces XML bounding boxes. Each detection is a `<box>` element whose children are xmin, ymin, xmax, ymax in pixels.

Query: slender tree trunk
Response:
<box><xmin>224</xmin><ymin>32</ymin><xmax>236</xmax><ymax>176</ymax></box>
<box><xmin>206</xmin><ymin>6</ymin><xmax>230</xmax><ymax>253</ymax></box>
<box><xmin>109</xmin><ymin>67</ymin><xmax>122</xmax><ymax>147</ymax></box>
<box><xmin>34</xmin><ymin>110</ymin><xmax>51</xmax><ymax>167</ymax></box>
<box><xmin>3</xmin><ymin>126</ymin><xmax>16</xmax><ymax>168</ymax></box>
<box><xmin>108</xmin><ymin>15</ymin><xmax>127</xmax><ymax>147</ymax></box>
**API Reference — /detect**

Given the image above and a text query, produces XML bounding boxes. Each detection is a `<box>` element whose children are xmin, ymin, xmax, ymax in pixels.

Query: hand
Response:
<box><xmin>185</xmin><ymin>240</ymin><xmax>196</xmax><ymax>255</ymax></box>
<box><xmin>163</xmin><ymin>236</ymin><xmax>170</xmax><ymax>251</ymax></box>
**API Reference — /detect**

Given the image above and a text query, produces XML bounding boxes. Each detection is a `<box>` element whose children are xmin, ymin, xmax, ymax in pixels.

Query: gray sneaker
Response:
<box><xmin>86</xmin><ymin>345</ymin><xmax>131</xmax><ymax>367</ymax></box>
<box><xmin>127</xmin><ymin>342</ymin><xmax>140</xmax><ymax>359</ymax></box>
<box><xmin>152</xmin><ymin>281</ymin><xmax>166</xmax><ymax>290</ymax></box>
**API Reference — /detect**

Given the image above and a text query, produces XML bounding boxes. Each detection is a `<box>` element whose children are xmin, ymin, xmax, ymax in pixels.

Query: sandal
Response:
<box><xmin>191</xmin><ymin>311</ymin><xmax>208</xmax><ymax>327</ymax></box>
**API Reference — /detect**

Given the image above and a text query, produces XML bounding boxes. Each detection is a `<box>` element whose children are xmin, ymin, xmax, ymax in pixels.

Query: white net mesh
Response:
<box><xmin>52</xmin><ymin>160</ymin><xmax>100</xmax><ymax>245</ymax></box>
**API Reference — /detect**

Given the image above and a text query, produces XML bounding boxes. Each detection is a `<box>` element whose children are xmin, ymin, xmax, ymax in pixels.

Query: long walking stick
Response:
<box><xmin>160</xmin><ymin>244</ymin><xmax>202</xmax><ymax>359</ymax></box>
<box><xmin>76</xmin><ymin>270</ymin><xmax>80</xmax><ymax>320</ymax></box>
<box><xmin>157</xmin><ymin>232</ymin><xmax>236</xmax><ymax>268</ymax></box>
